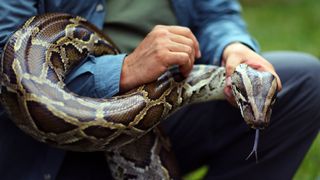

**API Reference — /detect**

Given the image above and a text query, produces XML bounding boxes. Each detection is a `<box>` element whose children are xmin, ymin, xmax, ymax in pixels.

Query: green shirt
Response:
<box><xmin>104</xmin><ymin>0</ymin><xmax>178</xmax><ymax>53</ymax></box>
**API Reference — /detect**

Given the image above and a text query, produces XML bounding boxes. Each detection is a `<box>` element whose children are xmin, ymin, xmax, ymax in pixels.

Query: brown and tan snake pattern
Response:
<box><xmin>0</xmin><ymin>13</ymin><xmax>277</xmax><ymax>179</ymax></box>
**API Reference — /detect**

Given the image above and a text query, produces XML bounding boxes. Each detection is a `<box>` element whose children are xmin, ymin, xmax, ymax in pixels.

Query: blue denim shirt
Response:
<box><xmin>0</xmin><ymin>0</ymin><xmax>258</xmax><ymax>98</ymax></box>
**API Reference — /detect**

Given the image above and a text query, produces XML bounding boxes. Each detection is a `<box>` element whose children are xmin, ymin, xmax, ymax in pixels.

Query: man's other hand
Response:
<box><xmin>222</xmin><ymin>42</ymin><xmax>282</xmax><ymax>105</ymax></box>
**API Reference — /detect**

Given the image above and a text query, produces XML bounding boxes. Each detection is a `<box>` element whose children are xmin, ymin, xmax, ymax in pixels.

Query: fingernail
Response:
<box><xmin>197</xmin><ymin>50</ymin><xmax>201</xmax><ymax>58</ymax></box>
<box><xmin>223</xmin><ymin>86</ymin><xmax>230</xmax><ymax>97</ymax></box>
<box><xmin>227</xmin><ymin>88</ymin><xmax>233</xmax><ymax>97</ymax></box>
<box><xmin>226</xmin><ymin>76</ymin><xmax>232</xmax><ymax>86</ymax></box>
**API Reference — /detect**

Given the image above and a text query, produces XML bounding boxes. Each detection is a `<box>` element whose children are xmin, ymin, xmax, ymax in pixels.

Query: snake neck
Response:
<box><xmin>178</xmin><ymin>65</ymin><xmax>226</xmax><ymax>105</ymax></box>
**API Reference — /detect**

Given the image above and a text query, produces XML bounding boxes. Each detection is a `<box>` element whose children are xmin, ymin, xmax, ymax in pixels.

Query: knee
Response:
<box><xmin>266</xmin><ymin>51</ymin><xmax>320</xmax><ymax>89</ymax></box>
<box><xmin>297</xmin><ymin>53</ymin><xmax>320</xmax><ymax>88</ymax></box>
<box><xmin>298</xmin><ymin>52</ymin><xmax>320</xmax><ymax>74</ymax></box>
<box><xmin>270</xmin><ymin>52</ymin><xmax>320</xmax><ymax>126</ymax></box>
<box><xmin>293</xmin><ymin>54</ymin><xmax>320</xmax><ymax>92</ymax></box>
<box><xmin>286</xmin><ymin>53</ymin><xmax>320</xmax><ymax>101</ymax></box>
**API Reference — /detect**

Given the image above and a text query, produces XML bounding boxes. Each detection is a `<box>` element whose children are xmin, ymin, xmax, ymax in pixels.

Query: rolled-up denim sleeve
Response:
<box><xmin>0</xmin><ymin>0</ymin><xmax>38</xmax><ymax>54</ymax></box>
<box><xmin>193</xmin><ymin>0</ymin><xmax>259</xmax><ymax>65</ymax></box>
<box><xmin>0</xmin><ymin>0</ymin><xmax>125</xmax><ymax>98</ymax></box>
<box><xmin>65</xmin><ymin>54</ymin><xmax>126</xmax><ymax>98</ymax></box>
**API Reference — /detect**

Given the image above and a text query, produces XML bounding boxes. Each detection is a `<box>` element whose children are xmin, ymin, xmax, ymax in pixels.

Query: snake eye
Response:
<box><xmin>242</xmin><ymin>100</ymin><xmax>250</xmax><ymax>108</ymax></box>
<box><xmin>238</xmin><ymin>98</ymin><xmax>249</xmax><ymax>107</ymax></box>
<box><xmin>235</xmin><ymin>86</ymin><xmax>242</xmax><ymax>94</ymax></box>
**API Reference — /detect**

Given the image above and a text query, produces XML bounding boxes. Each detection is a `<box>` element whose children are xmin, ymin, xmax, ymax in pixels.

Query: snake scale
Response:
<box><xmin>0</xmin><ymin>13</ymin><xmax>277</xmax><ymax>179</ymax></box>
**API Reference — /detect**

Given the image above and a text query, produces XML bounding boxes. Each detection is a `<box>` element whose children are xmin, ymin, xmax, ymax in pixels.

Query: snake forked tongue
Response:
<box><xmin>246</xmin><ymin>129</ymin><xmax>260</xmax><ymax>163</ymax></box>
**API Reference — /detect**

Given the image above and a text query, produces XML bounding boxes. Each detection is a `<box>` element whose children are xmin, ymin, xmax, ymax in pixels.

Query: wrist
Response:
<box><xmin>120</xmin><ymin>55</ymin><xmax>135</xmax><ymax>92</ymax></box>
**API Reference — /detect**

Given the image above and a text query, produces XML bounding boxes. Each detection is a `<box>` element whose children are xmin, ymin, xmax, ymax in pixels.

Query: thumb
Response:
<box><xmin>224</xmin><ymin>56</ymin><xmax>242</xmax><ymax>78</ymax></box>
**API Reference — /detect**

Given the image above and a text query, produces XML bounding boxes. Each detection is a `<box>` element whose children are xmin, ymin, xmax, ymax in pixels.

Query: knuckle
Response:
<box><xmin>158</xmin><ymin>65</ymin><xmax>167</xmax><ymax>73</ymax></box>
<box><xmin>154</xmin><ymin>49</ymin><xmax>165</xmax><ymax>60</ymax></box>
<box><xmin>156</xmin><ymin>29</ymin><xmax>169</xmax><ymax>37</ymax></box>
<box><xmin>152</xmin><ymin>26</ymin><xmax>169</xmax><ymax>37</ymax></box>
<box><xmin>154</xmin><ymin>25</ymin><xmax>164</xmax><ymax>30</ymax></box>
<box><xmin>186</xmin><ymin>38</ymin><xmax>194</xmax><ymax>46</ymax></box>
<box><xmin>182</xmin><ymin>27</ymin><xmax>192</xmax><ymax>33</ymax></box>
<box><xmin>180</xmin><ymin>53</ymin><xmax>190</xmax><ymax>63</ymax></box>
<box><xmin>226</xmin><ymin>66</ymin><xmax>234</xmax><ymax>75</ymax></box>
<box><xmin>185</xmin><ymin>46</ymin><xmax>193</xmax><ymax>55</ymax></box>
<box><xmin>154</xmin><ymin>39</ymin><xmax>166</xmax><ymax>49</ymax></box>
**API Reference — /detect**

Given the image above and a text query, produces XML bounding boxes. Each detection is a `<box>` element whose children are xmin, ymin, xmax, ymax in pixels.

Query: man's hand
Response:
<box><xmin>120</xmin><ymin>25</ymin><xmax>201</xmax><ymax>92</ymax></box>
<box><xmin>222</xmin><ymin>42</ymin><xmax>282</xmax><ymax>105</ymax></box>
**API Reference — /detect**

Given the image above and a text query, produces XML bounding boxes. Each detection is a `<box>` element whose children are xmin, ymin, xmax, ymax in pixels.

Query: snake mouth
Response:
<box><xmin>251</xmin><ymin>120</ymin><xmax>268</xmax><ymax>129</ymax></box>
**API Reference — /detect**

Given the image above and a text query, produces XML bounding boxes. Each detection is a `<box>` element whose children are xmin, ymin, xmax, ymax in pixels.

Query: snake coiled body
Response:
<box><xmin>0</xmin><ymin>13</ymin><xmax>277</xmax><ymax>179</ymax></box>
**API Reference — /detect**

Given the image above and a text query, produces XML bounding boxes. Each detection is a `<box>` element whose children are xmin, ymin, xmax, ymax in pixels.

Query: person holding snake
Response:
<box><xmin>0</xmin><ymin>0</ymin><xmax>319</xmax><ymax>179</ymax></box>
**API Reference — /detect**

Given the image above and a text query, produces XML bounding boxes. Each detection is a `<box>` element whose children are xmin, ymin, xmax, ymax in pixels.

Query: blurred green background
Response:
<box><xmin>242</xmin><ymin>0</ymin><xmax>320</xmax><ymax>57</ymax></box>
<box><xmin>186</xmin><ymin>0</ymin><xmax>320</xmax><ymax>179</ymax></box>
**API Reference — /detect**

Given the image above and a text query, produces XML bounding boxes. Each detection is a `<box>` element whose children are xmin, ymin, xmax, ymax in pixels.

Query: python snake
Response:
<box><xmin>0</xmin><ymin>13</ymin><xmax>277</xmax><ymax>179</ymax></box>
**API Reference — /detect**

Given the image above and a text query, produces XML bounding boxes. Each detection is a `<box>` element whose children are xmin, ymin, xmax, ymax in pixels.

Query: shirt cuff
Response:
<box><xmin>65</xmin><ymin>54</ymin><xmax>126</xmax><ymax>98</ymax></box>
<box><xmin>94</xmin><ymin>54</ymin><xmax>126</xmax><ymax>98</ymax></box>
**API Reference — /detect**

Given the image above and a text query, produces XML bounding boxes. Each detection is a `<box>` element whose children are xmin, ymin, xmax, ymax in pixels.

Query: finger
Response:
<box><xmin>224</xmin><ymin>86</ymin><xmax>237</xmax><ymax>107</ymax></box>
<box><xmin>259</xmin><ymin>67</ymin><xmax>282</xmax><ymax>92</ymax></box>
<box><xmin>169</xmin><ymin>34</ymin><xmax>198</xmax><ymax>65</ymax></box>
<box><xmin>274</xmin><ymin>73</ymin><xmax>282</xmax><ymax>91</ymax></box>
<box><xmin>167</xmin><ymin>41</ymin><xmax>195</xmax><ymax>65</ymax></box>
<box><xmin>224</xmin><ymin>55</ymin><xmax>242</xmax><ymax>78</ymax></box>
<box><xmin>249</xmin><ymin>61</ymin><xmax>283</xmax><ymax>91</ymax></box>
<box><xmin>269</xmin><ymin>71</ymin><xmax>282</xmax><ymax>91</ymax></box>
<box><xmin>166</xmin><ymin>51</ymin><xmax>193</xmax><ymax>76</ymax></box>
<box><xmin>247</xmin><ymin>56</ymin><xmax>283</xmax><ymax>91</ymax></box>
<box><xmin>225</xmin><ymin>76</ymin><xmax>233</xmax><ymax>97</ymax></box>
<box><xmin>170</xmin><ymin>35</ymin><xmax>196</xmax><ymax>62</ymax></box>
<box><xmin>166</xmin><ymin>26</ymin><xmax>201</xmax><ymax>58</ymax></box>
<box><xmin>180</xmin><ymin>62</ymin><xmax>192</xmax><ymax>77</ymax></box>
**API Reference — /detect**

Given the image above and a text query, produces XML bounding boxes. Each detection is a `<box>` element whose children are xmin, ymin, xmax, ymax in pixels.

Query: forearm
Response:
<box><xmin>192</xmin><ymin>0</ymin><xmax>259</xmax><ymax>65</ymax></box>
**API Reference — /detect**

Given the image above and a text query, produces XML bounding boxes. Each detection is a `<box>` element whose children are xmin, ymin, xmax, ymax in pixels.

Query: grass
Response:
<box><xmin>241</xmin><ymin>0</ymin><xmax>320</xmax><ymax>57</ymax></box>
<box><xmin>185</xmin><ymin>0</ymin><xmax>320</xmax><ymax>179</ymax></box>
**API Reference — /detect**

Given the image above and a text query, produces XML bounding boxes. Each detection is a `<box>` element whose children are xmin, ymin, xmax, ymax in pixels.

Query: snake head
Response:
<box><xmin>231</xmin><ymin>64</ymin><xmax>278</xmax><ymax>129</ymax></box>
